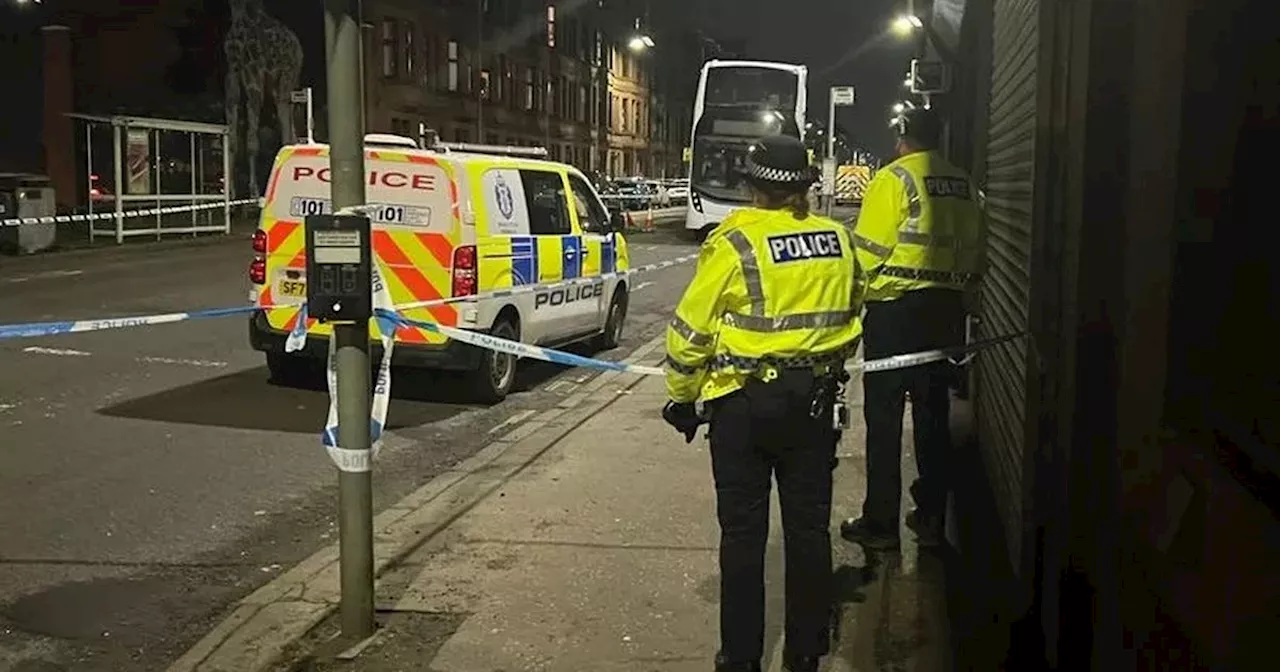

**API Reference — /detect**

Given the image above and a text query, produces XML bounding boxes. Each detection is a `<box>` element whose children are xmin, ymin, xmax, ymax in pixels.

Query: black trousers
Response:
<box><xmin>708</xmin><ymin>371</ymin><xmax>838</xmax><ymax>664</ymax></box>
<box><xmin>861</xmin><ymin>288</ymin><xmax>965</xmax><ymax>529</ymax></box>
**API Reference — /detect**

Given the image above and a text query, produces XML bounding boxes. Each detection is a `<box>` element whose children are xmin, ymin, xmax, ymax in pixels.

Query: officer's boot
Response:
<box><xmin>714</xmin><ymin>653</ymin><xmax>761</xmax><ymax>672</ymax></box>
<box><xmin>783</xmin><ymin>656</ymin><xmax>821</xmax><ymax>672</ymax></box>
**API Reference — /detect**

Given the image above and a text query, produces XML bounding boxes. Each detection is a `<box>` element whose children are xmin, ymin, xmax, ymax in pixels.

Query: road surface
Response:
<box><xmin>0</xmin><ymin>226</ymin><xmax>698</xmax><ymax>671</ymax></box>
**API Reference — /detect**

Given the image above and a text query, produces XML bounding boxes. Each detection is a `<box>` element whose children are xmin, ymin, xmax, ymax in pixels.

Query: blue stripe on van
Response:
<box><xmin>561</xmin><ymin>236</ymin><xmax>581</xmax><ymax>280</ymax></box>
<box><xmin>511</xmin><ymin>236</ymin><xmax>536</xmax><ymax>286</ymax></box>
<box><xmin>601</xmin><ymin>238</ymin><xmax>615</xmax><ymax>274</ymax></box>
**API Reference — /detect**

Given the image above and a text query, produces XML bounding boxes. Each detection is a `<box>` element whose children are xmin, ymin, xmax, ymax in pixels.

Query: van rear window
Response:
<box><xmin>269</xmin><ymin>153</ymin><xmax>454</xmax><ymax>233</ymax></box>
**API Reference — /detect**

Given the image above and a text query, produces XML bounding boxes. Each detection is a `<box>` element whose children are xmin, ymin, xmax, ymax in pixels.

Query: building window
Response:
<box><xmin>524</xmin><ymin>68</ymin><xmax>534</xmax><ymax>110</ymax></box>
<box><xmin>403</xmin><ymin>23</ymin><xmax>415</xmax><ymax>79</ymax></box>
<box><xmin>391</xmin><ymin>118</ymin><xmax>413</xmax><ymax>136</ymax></box>
<box><xmin>546</xmin><ymin>4</ymin><xmax>556</xmax><ymax>49</ymax></box>
<box><xmin>480</xmin><ymin>70</ymin><xmax>491</xmax><ymax>100</ymax></box>
<box><xmin>498</xmin><ymin>55</ymin><xmax>510</xmax><ymax>105</ymax></box>
<box><xmin>448</xmin><ymin>40</ymin><xmax>459</xmax><ymax>91</ymax></box>
<box><xmin>381</xmin><ymin>19</ymin><xmax>397</xmax><ymax>78</ymax></box>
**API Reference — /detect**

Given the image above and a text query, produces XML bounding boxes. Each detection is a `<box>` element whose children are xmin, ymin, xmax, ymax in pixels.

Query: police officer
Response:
<box><xmin>662</xmin><ymin>134</ymin><xmax>864</xmax><ymax>672</ymax></box>
<box><xmin>839</xmin><ymin>107</ymin><xmax>984</xmax><ymax>550</ymax></box>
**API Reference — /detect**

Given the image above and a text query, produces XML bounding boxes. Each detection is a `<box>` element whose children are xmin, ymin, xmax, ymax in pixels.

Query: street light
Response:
<box><xmin>891</xmin><ymin>14</ymin><xmax>923</xmax><ymax>37</ymax></box>
<box><xmin>892</xmin><ymin>102</ymin><xmax>906</xmax><ymax>115</ymax></box>
<box><xmin>629</xmin><ymin>34</ymin><xmax>655</xmax><ymax>52</ymax></box>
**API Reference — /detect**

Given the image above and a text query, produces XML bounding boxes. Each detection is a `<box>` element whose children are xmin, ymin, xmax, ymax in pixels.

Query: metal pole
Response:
<box><xmin>826</xmin><ymin>94</ymin><xmax>836</xmax><ymax>161</ymax></box>
<box><xmin>86</xmin><ymin>122</ymin><xmax>95</xmax><ymax>242</ymax></box>
<box><xmin>324</xmin><ymin>0</ymin><xmax>374</xmax><ymax>641</ymax></box>
<box><xmin>306</xmin><ymin>88</ymin><xmax>316</xmax><ymax>143</ymax></box>
<box><xmin>155</xmin><ymin>130</ymin><xmax>163</xmax><ymax>240</ymax></box>
<box><xmin>222</xmin><ymin>131</ymin><xmax>232</xmax><ymax>234</ymax></box>
<box><xmin>191</xmin><ymin>132</ymin><xmax>198</xmax><ymax>236</ymax></box>
<box><xmin>112</xmin><ymin>123</ymin><xmax>123</xmax><ymax>245</ymax></box>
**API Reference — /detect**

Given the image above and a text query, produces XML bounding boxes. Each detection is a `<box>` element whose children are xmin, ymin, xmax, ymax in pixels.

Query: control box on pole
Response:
<box><xmin>304</xmin><ymin>213</ymin><xmax>372</xmax><ymax>323</ymax></box>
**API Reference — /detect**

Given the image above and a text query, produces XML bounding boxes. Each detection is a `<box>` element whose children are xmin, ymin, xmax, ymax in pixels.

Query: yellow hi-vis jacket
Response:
<box><xmin>853</xmin><ymin>150</ymin><xmax>985</xmax><ymax>303</ymax></box>
<box><xmin>665</xmin><ymin>207</ymin><xmax>865</xmax><ymax>404</ymax></box>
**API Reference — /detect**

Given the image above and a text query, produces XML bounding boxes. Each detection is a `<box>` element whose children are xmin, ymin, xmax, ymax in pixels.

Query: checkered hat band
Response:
<box><xmin>746</xmin><ymin>155</ymin><xmax>810</xmax><ymax>183</ymax></box>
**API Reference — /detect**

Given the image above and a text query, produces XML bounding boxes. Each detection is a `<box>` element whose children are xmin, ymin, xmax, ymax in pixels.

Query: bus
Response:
<box><xmin>685</xmin><ymin>60</ymin><xmax>809</xmax><ymax>237</ymax></box>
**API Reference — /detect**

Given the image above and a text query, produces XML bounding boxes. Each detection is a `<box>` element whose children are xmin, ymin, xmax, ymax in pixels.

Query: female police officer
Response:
<box><xmin>662</xmin><ymin>134</ymin><xmax>865</xmax><ymax>672</ymax></box>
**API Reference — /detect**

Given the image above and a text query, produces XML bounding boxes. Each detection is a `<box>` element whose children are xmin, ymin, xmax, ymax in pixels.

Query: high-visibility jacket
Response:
<box><xmin>665</xmin><ymin>207</ymin><xmax>865</xmax><ymax>404</ymax></box>
<box><xmin>852</xmin><ymin>150</ymin><xmax>984</xmax><ymax>303</ymax></box>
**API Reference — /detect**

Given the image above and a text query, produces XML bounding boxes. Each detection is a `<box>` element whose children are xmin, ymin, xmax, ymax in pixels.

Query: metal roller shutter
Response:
<box><xmin>976</xmin><ymin>0</ymin><xmax>1039</xmax><ymax>574</ymax></box>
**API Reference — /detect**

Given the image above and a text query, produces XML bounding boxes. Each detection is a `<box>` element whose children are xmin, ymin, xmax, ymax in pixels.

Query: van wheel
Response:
<box><xmin>267</xmin><ymin>352</ymin><xmax>317</xmax><ymax>386</ymax></box>
<box><xmin>469</xmin><ymin>317</ymin><xmax>519</xmax><ymax>403</ymax></box>
<box><xmin>593</xmin><ymin>288</ymin><xmax>628</xmax><ymax>351</ymax></box>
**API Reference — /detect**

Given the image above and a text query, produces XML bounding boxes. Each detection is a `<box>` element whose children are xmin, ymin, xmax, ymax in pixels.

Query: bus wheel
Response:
<box><xmin>469</xmin><ymin>316</ymin><xmax>519</xmax><ymax>403</ymax></box>
<box><xmin>593</xmin><ymin>287</ymin><xmax>628</xmax><ymax>351</ymax></box>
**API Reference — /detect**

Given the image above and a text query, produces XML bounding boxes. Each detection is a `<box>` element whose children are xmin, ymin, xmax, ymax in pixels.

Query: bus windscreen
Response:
<box><xmin>703</xmin><ymin>67</ymin><xmax>799</xmax><ymax>111</ymax></box>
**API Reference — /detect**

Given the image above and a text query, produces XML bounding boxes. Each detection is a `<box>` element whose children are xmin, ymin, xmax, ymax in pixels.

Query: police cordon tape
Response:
<box><xmin>0</xmin><ymin>199</ymin><xmax>260</xmax><ymax>227</ymax></box>
<box><xmin>0</xmin><ymin>255</ymin><xmax>1022</xmax><ymax>472</ymax></box>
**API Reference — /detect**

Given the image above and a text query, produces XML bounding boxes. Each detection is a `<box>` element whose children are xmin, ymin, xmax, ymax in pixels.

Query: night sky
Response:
<box><xmin>698</xmin><ymin>0</ymin><xmax>915</xmax><ymax>158</ymax></box>
<box><xmin>0</xmin><ymin>0</ymin><xmax>916</xmax><ymax>170</ymax></box>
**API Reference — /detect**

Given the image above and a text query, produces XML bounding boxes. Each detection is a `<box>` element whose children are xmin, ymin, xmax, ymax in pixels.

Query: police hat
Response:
<box><xmin>743</xmin><ymin>135</ymin><xmax>816</xmax><ymax>187</ymax></box>
<box><xmin>894</xmin><ymin>107</ymin><xmax>943</xmax><ymax>148</ymax></box>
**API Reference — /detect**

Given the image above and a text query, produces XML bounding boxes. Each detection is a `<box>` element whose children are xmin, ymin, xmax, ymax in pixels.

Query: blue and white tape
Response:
<box><xmin>0</xmin><ymin>305</ymin><xmax>259</xmax><ymax>341</ymax></box>
<box><xmin>0</xmin><ymin>199</ymin><xmax>259</xmax><ymax>227</ymax></box>
<box><xmin>381</xmin><ymin>309</ymin><xmax>666</xmax><ymax>377</ymax></box>
<box><xmin>385</xmin><ymin>307</ymin><xmax>1022</xmax><ymax>379</ymax></box>
<box><xmin>313</xmin><ymin>263</ymin><xmax>399</xmax><ymax>473</ymax></box>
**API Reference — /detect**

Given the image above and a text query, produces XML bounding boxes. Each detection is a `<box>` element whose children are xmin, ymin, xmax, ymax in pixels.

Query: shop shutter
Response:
<box><xmin>976</xmin><ymin>0</ymin><xmax>1039</xmax><ymax>574</ymax></box>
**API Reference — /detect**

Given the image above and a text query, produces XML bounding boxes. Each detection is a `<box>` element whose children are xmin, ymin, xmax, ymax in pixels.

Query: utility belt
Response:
<box><xmin>729</xmin><ymin>365</ymin><xmax>851</xmax><ymax>431</ymax></box>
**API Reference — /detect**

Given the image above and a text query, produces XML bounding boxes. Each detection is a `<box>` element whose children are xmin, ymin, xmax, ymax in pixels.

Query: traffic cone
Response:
<box><xmin>643</xmin><ymin>207</ymin><xmax>654</xmax><ymax>232</ymax></box>
<box><xmin>625</xmin><ymin>211</ymin><xmax>635</xmax><ymax>231</ymax></box>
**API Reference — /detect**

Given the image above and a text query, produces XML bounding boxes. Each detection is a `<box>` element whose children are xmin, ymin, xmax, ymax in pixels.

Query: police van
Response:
<box><xmin>248</xmin><ymin>133</ymin><xmax>631</xmax><ymax>402</ymax></box>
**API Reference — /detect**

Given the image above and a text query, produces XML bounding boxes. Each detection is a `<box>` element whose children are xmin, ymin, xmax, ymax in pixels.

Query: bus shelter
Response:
<box><xmin>70</xmin><ymin>114</ymin><xmax>233</xmax><ymax>244</ymax></box>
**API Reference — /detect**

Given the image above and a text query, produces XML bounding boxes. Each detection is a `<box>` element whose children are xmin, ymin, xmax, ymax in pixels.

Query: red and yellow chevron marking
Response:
<box><xmin>254</xmin><ymin>145</ymin><xmax>461</xmax><ymax>347</ymax></box>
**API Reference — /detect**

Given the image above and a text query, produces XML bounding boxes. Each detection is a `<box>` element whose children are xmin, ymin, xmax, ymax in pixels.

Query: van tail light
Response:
<box><xmin>451</xmin><ymin>245</ymin><xmax>477</xmax><ymax>297</ymax></box>
<box><xmin>249</xmin><ymin>230</ymin><xmax>268</xmax><ymax>285</ymax></box>
<box><xmin>252</xmin><ymin>257</ymin><xmax>270</xmax><ymax>282</ymax></box>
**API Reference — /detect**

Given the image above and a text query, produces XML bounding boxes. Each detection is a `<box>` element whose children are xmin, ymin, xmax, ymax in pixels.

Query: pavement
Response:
<box><xmin>0</xmin><ymin>212</ymin><xmax>696</xmax><ymax>672</ymax></box>
<box><xmin>164</xmin><ymin>343</ymin><xmax>951</xmax><ymax>672</ymax></box>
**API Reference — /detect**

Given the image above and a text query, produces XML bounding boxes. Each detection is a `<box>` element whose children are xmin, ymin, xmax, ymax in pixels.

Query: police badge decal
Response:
<box><xmin>494</xmin><ymin>174</ymin><xmax>516</xmax><ymax>220</ymax></box>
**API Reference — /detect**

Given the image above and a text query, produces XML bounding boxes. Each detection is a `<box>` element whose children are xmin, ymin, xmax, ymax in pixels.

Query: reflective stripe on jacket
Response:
<box><xmin>852</xmin><ymin>151</ymin><xmax>984</xmax><ymax>302</ymax></box>
<box><xmin>664</xmin><ymin>207</ymin><xmax>865</xmax><ymax>403</ymax></box>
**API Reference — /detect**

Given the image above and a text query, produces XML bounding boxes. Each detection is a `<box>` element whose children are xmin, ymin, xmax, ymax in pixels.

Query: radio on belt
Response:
<box><xmin>304</xmin><ymin>213</ymin><xmax>372</xmax><ymax>322</ymax></box>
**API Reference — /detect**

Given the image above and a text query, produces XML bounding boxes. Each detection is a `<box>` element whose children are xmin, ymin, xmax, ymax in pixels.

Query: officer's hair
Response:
<box><xmin>753</xmin><ymin>183</ymin><xmax>811</xmax><ymax>220</ymax></box>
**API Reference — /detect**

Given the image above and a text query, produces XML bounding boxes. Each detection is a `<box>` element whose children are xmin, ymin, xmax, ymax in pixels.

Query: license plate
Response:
<box><xmin>276</xmin><ymin>277</ymin><xmax>307</xmax><ymax>299</ymax></box>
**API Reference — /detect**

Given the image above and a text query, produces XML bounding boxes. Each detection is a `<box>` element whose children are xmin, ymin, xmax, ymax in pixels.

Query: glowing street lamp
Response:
<box><xmin>892</xmin><ymin>102</ymin><xmax>906</xmax><ymax>115</ymax></box>
<box><xmin>891</xmin><ymin>14</ymin><xmax>923</xmax><ymax>37</ymax></box>
<box><xmin>628</xmin><ymin>34</ymin><xmax>655</xmax><ymax>52</ymax></box>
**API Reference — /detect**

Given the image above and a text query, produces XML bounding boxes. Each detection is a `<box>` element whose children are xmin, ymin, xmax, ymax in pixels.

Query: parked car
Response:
<box><xmin>665</xmin><ymin>179</ymin><xmax>690</xmax><ymax>205</ymax></box>
<box><xmin>611</xmin><ymin>178</ymin><xmax>657</xmax><ymax>210</ymax></box>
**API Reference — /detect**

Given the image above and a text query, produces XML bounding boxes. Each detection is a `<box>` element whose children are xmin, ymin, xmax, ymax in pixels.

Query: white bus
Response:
<box><xmin>685</xmin><ymin>60</ymin><xmax>809</xmax><ymax>237</ymax></box>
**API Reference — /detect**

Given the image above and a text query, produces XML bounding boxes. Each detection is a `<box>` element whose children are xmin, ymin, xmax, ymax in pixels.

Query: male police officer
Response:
<box><xmin>839</xmin><ymin>107</ymin><xmax>984</xmax><ymax>549</ymax></box>
<box><xmin>663</xmin><ymin>135</ymin><xmax>864</xmax><ymax>672</ymax></box>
